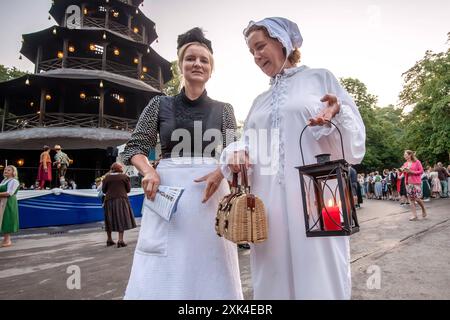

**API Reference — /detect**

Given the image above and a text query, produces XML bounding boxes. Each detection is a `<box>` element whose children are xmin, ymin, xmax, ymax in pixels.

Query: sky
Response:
<box><xmin>1</xmin><ymin>0</ymin><xmax>449</xmax><ymax>121</ymax></box>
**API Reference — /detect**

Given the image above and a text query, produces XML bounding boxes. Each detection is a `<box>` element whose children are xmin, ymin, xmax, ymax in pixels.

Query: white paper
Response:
<box><xmin>143</xmin><ymin>185</ymin><xmax>184</xmax><ymax>221</ymax></box>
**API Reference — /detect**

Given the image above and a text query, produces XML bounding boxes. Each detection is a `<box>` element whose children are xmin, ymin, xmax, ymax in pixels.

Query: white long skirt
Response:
<box><xmin>124</xmin><ymin>158</ymin><xmax>243</xmax><ymax>300</ymax></box>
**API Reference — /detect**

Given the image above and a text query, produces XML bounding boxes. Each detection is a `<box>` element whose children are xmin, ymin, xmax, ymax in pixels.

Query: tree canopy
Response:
<box><xmin>163</xmin><ymin>61</ymin><xmax>182</xmax><ymax>96</ymax></box>
<box><xmin>399</xmin><ymin>33</ymin><xmax>450</xmax><ymax>165</ymax></box>
<box><xmin>0</xmin><ymin>64</ymin><xmax>28</xmax><ymax>82</ymax></box>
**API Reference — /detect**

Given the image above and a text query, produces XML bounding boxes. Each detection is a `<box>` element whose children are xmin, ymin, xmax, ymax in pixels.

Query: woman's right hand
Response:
<box><xmin>227</xmin><ymin>150</ymin><xmax>250</xmax><ymax>173</ymax></box>
<box><xmin>142</xmin><ymin>170</ymin><xmax>160</xmax><ymax>201</ymax></box>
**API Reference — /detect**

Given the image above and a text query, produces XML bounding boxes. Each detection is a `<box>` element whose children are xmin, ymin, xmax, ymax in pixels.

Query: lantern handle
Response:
<box><xmin>299</xmin><ymin>120</ymin><xmax>345</xmax><ymax>166</ymax></box>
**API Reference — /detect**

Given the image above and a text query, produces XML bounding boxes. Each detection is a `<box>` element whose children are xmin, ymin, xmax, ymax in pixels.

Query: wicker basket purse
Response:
<box><xmin>215</xmin><ymin>165</ymin><xmax>268</xmax><ymax>244</ymax></box>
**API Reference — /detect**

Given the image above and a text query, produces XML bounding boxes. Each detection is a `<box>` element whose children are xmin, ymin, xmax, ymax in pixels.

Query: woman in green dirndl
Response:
<box><xmin>0</xmin><ymin>165</ymin><xmax>20</xmax><ymax>247</ymax></box>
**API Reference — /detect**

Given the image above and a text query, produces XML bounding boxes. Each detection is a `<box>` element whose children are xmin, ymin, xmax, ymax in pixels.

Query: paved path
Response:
<box><xmin>0</xmin><ymin>198</ymin><xmax>448</xmax><ymax>299</ymax></box>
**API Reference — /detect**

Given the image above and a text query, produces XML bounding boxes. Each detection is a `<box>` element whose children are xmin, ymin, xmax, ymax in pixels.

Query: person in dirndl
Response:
<box><xmin>121</xmin><ymin>27</ymin><xmax>243</xmax><ymax>300</ymax></box>
<box><xmin>0</xmin><ymin>165</ymin><xmax>20</xmax><ymax>247</ymax></box>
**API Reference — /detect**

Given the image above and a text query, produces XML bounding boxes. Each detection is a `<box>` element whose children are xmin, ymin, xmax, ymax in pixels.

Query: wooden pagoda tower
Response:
<box><xmin>0</xmin><ymin>0</ymin><xmax>172</xmax><ymax>188</ymax></box>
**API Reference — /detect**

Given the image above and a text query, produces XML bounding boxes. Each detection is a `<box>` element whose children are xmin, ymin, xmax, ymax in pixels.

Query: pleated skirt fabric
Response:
<box><xmin>104</xmin><ymin>197</ymin><xmax>136</xmax><ymax>232</ymax></box>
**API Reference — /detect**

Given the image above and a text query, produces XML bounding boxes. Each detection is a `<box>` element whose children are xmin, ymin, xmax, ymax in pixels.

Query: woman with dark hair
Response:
<box><xmin>101</xmin><ymin>162</ymin><xmax>136</xmax><ymax>248</ymax></box>
<box><xmin>121</xmin><ymin>28</ymin><xmax>242</xmax><ymax>299</ymax></box>
<box><xmin>37</xmin><ymin>145</ymin><xmax>52</xmax><ymax>189</ymax></box>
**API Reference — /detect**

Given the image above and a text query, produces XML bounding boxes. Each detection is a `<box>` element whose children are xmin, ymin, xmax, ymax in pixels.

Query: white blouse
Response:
<box><xmin>222</xmin><ymin>65</ymin><xmax>366</xmax><ymax>184</ymax></box>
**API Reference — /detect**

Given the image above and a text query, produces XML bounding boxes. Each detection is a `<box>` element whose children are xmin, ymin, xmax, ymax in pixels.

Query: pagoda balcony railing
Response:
<box><xmin>105</xmin><ymin>59</ymin><xmax>138</xmax><ymax>78</ymax></box>
<box><xmin>84</xmin><ymin>16</ymin><xmax>144</xmax><ymax>43</ymax></box>
<box><xmin>39</xmin><ymin>58</ymin><xmax>63</xmax><ymax>71</ymax></box>
<box><xmin>141</xmin><ymin>74</ymin><xmax>162</xmax><ymax>90</ymax></box>
<box><xmin>38</xmin><ymin>57</ymin><xmax>162</xmax><ymax>89</ymax></box>
<box><xmin>2</xmin><ymin>113</ymin><xmax>137</xmax><ymax>132</ymax></box>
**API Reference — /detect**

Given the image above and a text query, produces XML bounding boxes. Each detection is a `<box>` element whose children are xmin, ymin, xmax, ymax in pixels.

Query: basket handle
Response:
<box><xmin>299</xmin><ymin>120</ymin><xmax>345</xmax><ymax>166</ymax></box>
<box><xmin>231</xmin><ymin>165</ymin><xmax>250</xmax><ymax>191</ymax></box>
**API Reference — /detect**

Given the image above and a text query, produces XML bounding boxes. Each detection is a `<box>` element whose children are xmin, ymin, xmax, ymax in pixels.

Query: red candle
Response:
<box><xmin>322</xmin><ymin>199</ymin><xmax>341</xmax><ymax>231</ymax></box>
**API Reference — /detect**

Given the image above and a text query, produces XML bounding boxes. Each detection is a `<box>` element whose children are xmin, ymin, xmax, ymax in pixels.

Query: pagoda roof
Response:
<box><xmin>20</xmin><ymin>26</ymin><xmax>172</xmax><ymax>83</ymax></box>
<box><xmin>0</xmin><ymin>127</ymin><xmax>132</xmax><ymax>150</ymax></box>
<box><xmin>0</xmin><ymin>70</ymin><xmax>162</xmax><ymax>95</ymax></box>
<box><xmin>49</xmin><ymin>0</ymin><xmax>155</xmax><ymax>42</ymax></box>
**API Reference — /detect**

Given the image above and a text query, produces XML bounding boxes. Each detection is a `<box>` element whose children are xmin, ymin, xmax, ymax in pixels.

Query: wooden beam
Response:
<box><xmin>98</xmin><ymin>88</ymin><xmax>105</xmax><ymax>128</ymax></box>
<box><xmin>35</xmin><ymin>46</ymin><xmax>43</xmax><ymax>74</ymax></box>
<box><xmin>158</xmin><ymin>66</ymin><xmax>164</xmax><ymax>91</ymax></box>
<box><xmin>80</xmin><ymin>3</ymin><xmax>86</xmax><ymax>28</ymax></box>
<box><xmin>1</xmin><ymin>98</ymin><xmax>9</xmax><ymax>132</ymax></box>
<box><xmin>102</xmin><ymin>43</ymin><xmax>109</xmax><ymax>71</ymax></box>
<box><xmin>39</xmin><ymin>89</ymin><xmax>46</xmax><ymax>127</ymax></box>
<box><xmin>105</xmin><ymin>6</ymin><xmax>110</xmax><ymax>29</ymax></box>
<box><xmin>142</xmin><ymin>25</ymin><xmax>146</xmax><ymax>44</ymax></box>
<box><xmin>127</xmin><ymin>14</ymin><xmax>132</xmax><ymax>37</ymax></box>
<box><xmin>62</xmin><ymin>39</ymin><xmax>69</xmax><ymax>68</ymax></box>
<box><xmin>137</xmin><ymin>52</ymin><xmax>143</xmax><ymax>79</ymax></box>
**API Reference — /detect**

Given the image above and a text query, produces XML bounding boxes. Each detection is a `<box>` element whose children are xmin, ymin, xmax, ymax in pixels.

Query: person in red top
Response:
<box><xmin>36</xmin><ymin>145</ymin><xmax>52</xmax><ymax>190</ymax></box>
<box><xmin>401</xmin><ymin>150</ymin><xmax>427</xmax><ymax>221</ymax></box>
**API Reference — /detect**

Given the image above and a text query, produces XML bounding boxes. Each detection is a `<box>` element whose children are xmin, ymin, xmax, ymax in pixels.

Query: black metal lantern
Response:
<box><xmin>295</xmin><ymin>121</ymin><xmax>359</xmax><ymax>237</ymax></box>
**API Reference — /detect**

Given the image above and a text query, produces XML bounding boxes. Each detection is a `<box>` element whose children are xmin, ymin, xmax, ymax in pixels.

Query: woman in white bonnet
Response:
<box><xmin>222</xmin><ymin>17</ymin><xmax>366</xmax><ymax>299</ymax></box>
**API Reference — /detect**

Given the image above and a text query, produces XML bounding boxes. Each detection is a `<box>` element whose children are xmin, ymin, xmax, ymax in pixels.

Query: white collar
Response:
<box><xmin>270</xmin><ymin>65</ymin><xmax>308</xmax><ymax>85</ymax></box>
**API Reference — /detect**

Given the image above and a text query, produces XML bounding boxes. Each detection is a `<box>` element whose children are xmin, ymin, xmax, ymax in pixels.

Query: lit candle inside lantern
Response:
<box><xmin>322</xmin><ymin>199</ymin><xmax>341</xmax><ymax>231</ymax></box>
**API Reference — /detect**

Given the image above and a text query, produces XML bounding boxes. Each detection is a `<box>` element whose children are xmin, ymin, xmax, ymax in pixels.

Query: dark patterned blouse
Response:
<box><xmin>121</xmin><ymin>89</ymin><xmax>237</xmax><ymax>165</ymax></box>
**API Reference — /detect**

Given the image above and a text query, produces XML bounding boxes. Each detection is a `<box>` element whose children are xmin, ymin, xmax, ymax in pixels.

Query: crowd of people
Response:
<box><xmin>357</xmin><ymin>161</ymin><xmax>449</xmax><ymax>202</ymax></box>
<box><xmin>353</xmin><ymin>151</ymin><xmax>449</xmax><ymax>221</ymax></box>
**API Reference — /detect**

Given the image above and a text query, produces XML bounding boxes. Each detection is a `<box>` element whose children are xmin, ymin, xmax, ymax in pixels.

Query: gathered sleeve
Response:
<box><xmin>121</xmin><ymin>96</ymin><xmax>160</xmax><ymax>165</ymax></box>
<box><xmin>306</xmin><ymin>69</ymin><xmax>366</xmax><ymax>165</ymax></box>
<box><xmin>6</xmin><ymin>179</ymin><xmax>20</xmax><ymax>195</ymax></box>
<box><xmin>222</xmin><ymin>103</ymin><xmax>238</xmax><ymax>148</ymax></box>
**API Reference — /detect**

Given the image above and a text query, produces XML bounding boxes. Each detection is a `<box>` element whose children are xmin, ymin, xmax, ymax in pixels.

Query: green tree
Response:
<box><xmin>163</xmin><ymin>61</ymin><xmax>182</xmax><ymax>96</ymax></box>
<box><xmin>340</xmin><ymin>78</ymin><xmax>404</xmax><ymax>171</ymax></box>
<box><xmin>399</xmin><ymin>33</ymin><xmax>450</xmax><ymax>164</ymax></box>
<box><xmin>0</xmin><ymin>64</ymin><xmax>28</xmax><ymax>82</ymax></box>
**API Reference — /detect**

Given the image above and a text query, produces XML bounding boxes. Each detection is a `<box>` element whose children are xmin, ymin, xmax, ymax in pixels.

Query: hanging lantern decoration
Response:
<box><xmin>80</xmin><ymin>92</ymin><xmax>86</xmax><ymax>99</ymax></box>
<box><xmin>100</xmin><ymin>81</ymin><xmax>104</xmax><ymax>88</ymax></box>
<box><xmin>142</xmin><ymin>66</ymin><xmax>148</xmax><ymax>73</ymax></box>
<box><xmin>103</xmin><ymin>32</ymin><xmax>107</xmax><ymax>40</ymax></box>
<box><xmin>17</xmin><ymin>159</ymin><xmax>25</xmax><ymax>167</ymax></box>
<box><xmin>57</xmin><ymin>51</ymin><xmax>64</xmax><ymax>59</ymax></box>
<box><xmin>133</xmin><ymin>57</ymin><xmax>139</xmax><ymax>64</ymax></box>
<box><xmin>133</xmin><ymin>27</ymin><xmax>139</xmax><ymax>34</ymax></box>
<box><xmin>68</xmin><ymin>45</ymin><xmax>75</xmax><ymax>53</ymax></box>
<box><xmin>45</xmin><ymin>94</ymin><xmax>52</xmax><ymax>101</ymax></box>
<box><xmin>113</xmin><ymin>11</ymin><xmax>119</xmax><ymax>18</ymax></box>
<box><xmin>53</xmin><ymin>28</ymin><xmax>57</xmax><ymax>35</ymax></box>
<box><xmin>295</xmin><ymin>121</ymin><xmax>359</xmax><ymax>237</ymax></box>
<box><xmin>119</xmin><ymin>97</ymin><xmax>125</xmax><ymax>104</ymax></box>
<box><xmin>25</xmin><ymin>78</ymin><xmax>30</xmax><ymax>85</ymax></box>
<box><xmin>89</xmin><ymin>43</ymin><xmax>96</xmax><ymax>51</ymax></box>
<box><xmin>114</xmin><ymin>48</ymin><xmax>120</xmax><ymax>56</ymax></box>
<box><xmin>147</xmin><ymin>47</ymin><xmax>150</xmax><ymax>53</ymax></box>
<box><xmin>30</xmin><ymin>102</ymin><xmax>34</xmax><ymax>107</ymax></box>
<box><xmin>83</xmin><ymin>8</ymin><xmax>88</xmax><ymax>15</ymax></box>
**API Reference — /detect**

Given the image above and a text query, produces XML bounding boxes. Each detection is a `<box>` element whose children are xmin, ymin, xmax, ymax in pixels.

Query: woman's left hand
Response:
<box><xmin>194</xmin><ymin>168</ymin><xmax>224</xmax><ymax>203</ymax></box>
<box><xmin>308</xmin><ymin>94</ymin><xmax>341</xmax><ymax>126</ymax></box>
